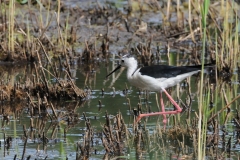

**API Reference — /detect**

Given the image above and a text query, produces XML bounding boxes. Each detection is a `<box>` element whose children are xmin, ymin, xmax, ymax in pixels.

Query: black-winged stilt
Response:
<box><xmin>106</xmin><ymin>55</ymin><xmax>209</xmax><ymax>123</ymax></box>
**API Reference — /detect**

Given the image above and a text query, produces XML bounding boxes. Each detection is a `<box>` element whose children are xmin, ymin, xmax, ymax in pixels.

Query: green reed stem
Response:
<box><xmin>8</xmin><ymin>0</ymin><xmax>15</xmax><ymax>53</ymax></box>
<box><xmin>198</xmin><ymin>0</ymin><xmax>210</xmax><ymax>159</ymax></box>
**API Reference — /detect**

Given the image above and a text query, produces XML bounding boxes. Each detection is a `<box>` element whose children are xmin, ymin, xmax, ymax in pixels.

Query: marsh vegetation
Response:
<box><xmin>0</xmin><ymin>0</ymin><xmax>240</xmax><ymax>159</ymax></box>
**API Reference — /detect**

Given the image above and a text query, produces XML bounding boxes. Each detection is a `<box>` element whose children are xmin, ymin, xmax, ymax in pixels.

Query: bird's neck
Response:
<box><xmin>126</xmin><ymin>63</ymin><xmax>138</xmax><ymax>79</ymax></box>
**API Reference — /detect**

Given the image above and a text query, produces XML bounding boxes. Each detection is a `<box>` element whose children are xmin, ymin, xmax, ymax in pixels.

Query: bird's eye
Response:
<box><xmin>121</xmin><ymin>60</ymin><xmax>124</xmax><ymax>63</ymax></box>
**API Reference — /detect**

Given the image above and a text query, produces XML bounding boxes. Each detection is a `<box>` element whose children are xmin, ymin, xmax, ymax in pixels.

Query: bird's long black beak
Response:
<box><xmin>106</xmin><ymin>65</ymin><xmax>121</xmax><ymax>78</ymax></box>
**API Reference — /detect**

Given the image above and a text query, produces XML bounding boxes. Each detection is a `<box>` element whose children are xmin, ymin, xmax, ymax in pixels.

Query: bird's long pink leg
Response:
<box><xmin>160</xmin><ymin>92</ymin><xmax>167</xmax><ymax>124</ymax></box>
<box><xmin>136</xmin><ymin>88</ymin><xmax>182</xmax><ymax>123</ymax></box>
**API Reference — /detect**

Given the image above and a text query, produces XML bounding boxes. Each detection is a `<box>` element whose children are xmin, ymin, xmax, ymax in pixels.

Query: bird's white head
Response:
<box><xmin>106</xmin><ymin>55</ymin><xmax>138</xmax><ymax>78</ymax></box>
<box><xmin>120</xmin><ymin>55</ymin><xmax>138</xmax><ymax>68</ymax></box>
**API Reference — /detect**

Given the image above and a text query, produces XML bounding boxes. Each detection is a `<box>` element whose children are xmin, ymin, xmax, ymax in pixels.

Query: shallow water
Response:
<box><xmin>0</xmin><ymin>54</ymin><xmax>239</xmax><ymax>159</ymax></box>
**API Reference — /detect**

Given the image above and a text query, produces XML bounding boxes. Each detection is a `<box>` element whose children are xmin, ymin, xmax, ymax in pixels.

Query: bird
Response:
<box><xmin>106</xmin><ymin>55</ymin><xmax>212</xmax><ymax>123</ymax></box>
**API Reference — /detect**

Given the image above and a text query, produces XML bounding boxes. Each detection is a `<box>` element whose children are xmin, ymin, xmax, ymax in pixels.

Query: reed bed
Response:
<box><xmin>0</xmin><ymin>0</ymin><xmax>239</xmax><ymax>159</ymax></box>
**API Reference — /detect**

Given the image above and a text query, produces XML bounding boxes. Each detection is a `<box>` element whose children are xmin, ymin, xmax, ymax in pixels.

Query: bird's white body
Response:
<box><xmin>123</xmin><ymin>57</ymin><xmax>200</xmax><ymax>92</ymax></box>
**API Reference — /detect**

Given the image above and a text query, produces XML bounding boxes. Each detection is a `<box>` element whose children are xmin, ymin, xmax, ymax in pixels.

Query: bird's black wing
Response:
<box><xmin>139</xmin><ymin>65</ymin><xmax>202</xmax><ymax>78</ymax></box>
